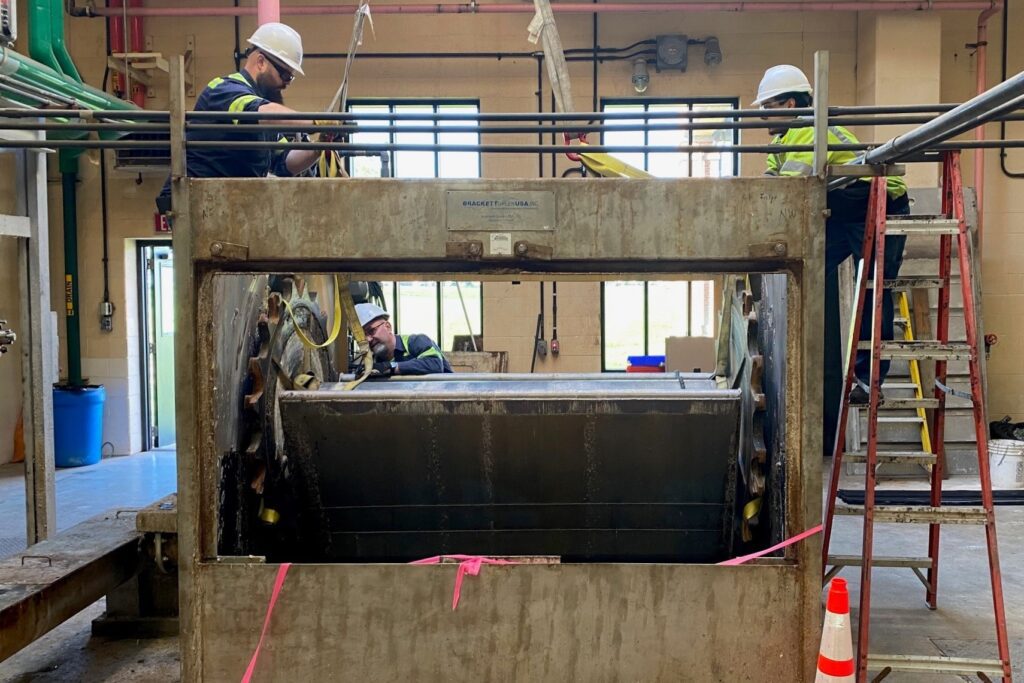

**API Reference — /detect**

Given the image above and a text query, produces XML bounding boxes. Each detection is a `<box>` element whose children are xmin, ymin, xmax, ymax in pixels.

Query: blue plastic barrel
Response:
<box><xmin>53</xmin><ymin>385</ymin><xmax>105</xmax><ymax>467</ymax></box>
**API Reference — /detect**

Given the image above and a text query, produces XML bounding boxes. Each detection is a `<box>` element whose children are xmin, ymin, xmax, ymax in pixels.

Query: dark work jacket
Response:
<box><xmin>394</xmin><ymin>334</ymin><xmax>453</xmax><ymax>375</ymax></box>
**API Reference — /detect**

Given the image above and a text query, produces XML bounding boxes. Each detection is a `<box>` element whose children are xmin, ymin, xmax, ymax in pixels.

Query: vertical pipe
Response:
<box><xmin>61</xmin><ymin>169</ymin><xmax>83</xmax><ymax>387</ymax></box>
<box><xmin>258</xmin><ymin>0</ymin><xmax>281</xmax><ymax>25</ymax></box>
<box><xmin>128</xmin><ymin>0</ymin><xmax>146</xmax><ymax>106</ymax></box>
<box><xmin>108</xmin><ymin>0</ymin><xmax>126</xmax><ymax>97</ymax></box>
<box><xmin>28</xmin><ymin>0</ymin><xmax>61</xmax><ymax>72</ymax></box>
<box><xmin>51</xmin><ymin>0</ymin><xmax>82</xmax><ymax>81</ymax></box>
<box><xmin>973</xmin><ymin>2</ymin><xmax>1000</xmax><ymax>250</ymax></box>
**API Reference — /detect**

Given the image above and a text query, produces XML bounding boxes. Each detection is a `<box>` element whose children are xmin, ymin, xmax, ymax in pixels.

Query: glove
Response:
<box><xmin>369</xmin><ymin>360</ymin><xmax>394</xmax><ymax>377</ymax></box>
<box><xmin>313</xmin><ymin>120</ymin><xmax>341</xmax><ymax>143</ymax></box>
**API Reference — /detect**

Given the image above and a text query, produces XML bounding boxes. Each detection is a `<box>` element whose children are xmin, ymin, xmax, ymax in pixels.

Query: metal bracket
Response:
<box><xmin>207</xmin><ymin>240</ymin><xmax>249</xmax><ymax>260</ymax></box>
<box><xmin>935</xmin><ymin>379</ymin><xmax>973</xmax><ymax>401</ymax></box>
<box><xmin>184</xmin><ymin>36</ymin><xmax>196</xmax><ymax>97</ymax></box>
<box><xmin>446</xmin><ymin>240</ymin><xmax>484</xmax><ymax>259</ymax></box>
<box><xmin>748</xmin><ymin>241</ymin><xmax>788</xmax><ymax>258</ymax></box>
<box><xmin>514</xmin><ymin>240</ymin><xmax>553</xmax><ymax>260</ymax></box>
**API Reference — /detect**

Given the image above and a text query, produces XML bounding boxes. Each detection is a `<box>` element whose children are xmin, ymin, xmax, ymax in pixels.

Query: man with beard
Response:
<box><xmin>355</xmin><ymin>303</ymin><xmax>453</xmax><ymax>376</ymax></box>
<box><xmin>156</xmin><ymin>22</ymin><xmax>322</xmax><ymax>214</ymax></box>
<box><xmin>753</xmin><ymin>64</ymin><xmax>910</xmax><ymax>455</ymax></box>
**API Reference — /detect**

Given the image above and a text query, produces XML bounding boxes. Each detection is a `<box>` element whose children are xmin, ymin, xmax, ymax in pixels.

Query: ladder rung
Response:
<box><xmin>835</xmin><ymin>502</ymin><xmax>988</xmax><ymax>524</ymax></box>
<box><xmin>878</xmin><ymin>397</ymin><xmax>940</xmax><ymax>409</ymax></box>
<box><xmin>857</xmin><ymin>341</ymin><xmax>973</xmax><ymax>360</ymax></box>
<box><xmin>881</xmin><ymin>382</ymin><xmax>920</xmax><ymax>390</ymax></box>
<box><xmin>876</xmin><ymin>416</ymin><xmax>925</xmax><ymax>423</ymax></box>
<box><xmin>884</xmin><ymin>276</ymin><xmax>945</xmax><ymax>289</ymax></box>
<box><xmin>845</xmin><ymin>450</ymin><xmax>936</xmax><ymax>464</ymax></box>
<box><xmin>893</xmin><ymin>317</ymin><xmax>909</xmax><ymax>325</ymax></box>
<box><xmin>885</xmin><ymin>217</ymin><xmax>961</xmax><ymax>235</ymax></box>
<box><xmin>867</xmin><ymin>654</ymin><xmax>1006</xmax><ymax>676</ymax></box>
<box><xmin>827</xmin><ymin>554</ymin><xmax>932</xmax><ymax>569</ymax></box>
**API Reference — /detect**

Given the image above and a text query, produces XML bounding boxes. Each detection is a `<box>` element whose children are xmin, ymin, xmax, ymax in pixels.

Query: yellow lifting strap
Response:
<box><xmin>279</xmin><ymin>275</ymin><xmax>373</xmax><ymax>390</ymax></box>
<box><xmin>576</xmin><ymin>147</ymin><xmax>653</xmax><ymax>179</ymax></box>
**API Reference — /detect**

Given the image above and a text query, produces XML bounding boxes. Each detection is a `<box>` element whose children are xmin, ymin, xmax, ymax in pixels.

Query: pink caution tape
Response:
<box><xmin>411</xmin><ymin>554</ymin><xmax>518</xmax><ymax>610</ymax></box>
<box><xmin>241</xmin><ymin>562</ymin><xmax>292</xmax><ymax>683</ymax></box>
<box><xmin>717</xmin><ymin>524</ymin><xmax>822</xmax><ymax>566</ymax></box>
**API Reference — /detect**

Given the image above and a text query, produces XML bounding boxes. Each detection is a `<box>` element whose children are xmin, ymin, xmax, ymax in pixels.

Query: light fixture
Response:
<box><xmin>704</xmin><ymin>37</ymin><xmax>723</xmax><ymax>67</ymax></box>
<box><xmin>631</xmin><ymin>58</ymin><xmax>650</xmax><ymax>94</ymax></box>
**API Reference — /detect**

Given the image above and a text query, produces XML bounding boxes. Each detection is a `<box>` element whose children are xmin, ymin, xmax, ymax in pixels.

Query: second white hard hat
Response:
<box><xmin>247</xmin><ymin>22</ymin><xmax>305</xmax><ymax>76</ymax></box>
<box><xmin>752</xmin><ymin>65</ymin><xmax>812</xmax><ymax>107</ymax></box>
<box><xmin>355</xmin><ymin>303</ymin><xmax>390</xmax><ymax>329</ymax></box>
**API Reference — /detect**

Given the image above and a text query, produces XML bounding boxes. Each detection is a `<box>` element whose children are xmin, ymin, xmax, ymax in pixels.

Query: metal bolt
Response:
<box><xmin>822</xmin><ymin>209</ymin><xmax>832</xmax><ymax>218</ymax></box>
<box><xmin>211</xmin><ymin>242</ymin><xmax>223</xmax><ymax>256</ymax></box>
<box><xmin>773</xmin><ymin>242</ymin><xmax>786</xmax><ymax>255</ymax></box>
<box><xmin>468</xmin><ymin>242</ymin><xmax>482</xmax><ymax>257</ymax></box>
<box><xmin>515</xmin><ymin>242</ymin><xmax>529</xmax><ymax>256</ymax></box>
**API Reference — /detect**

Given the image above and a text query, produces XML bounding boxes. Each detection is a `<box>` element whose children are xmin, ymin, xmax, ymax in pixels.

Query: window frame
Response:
<box><xmin>379</xmin><ymin>281</ymin><xmax>484</xmax><ymax>353</ymax></box>
<box><xmin>346</xmin><ymin>98</ymin><xmax>484</xmax><ymax>178</ymax></box>
<box><xmin>598</xmin><ymin>97</ymin><xmax>738</xmax><ymax>371</ymax></box>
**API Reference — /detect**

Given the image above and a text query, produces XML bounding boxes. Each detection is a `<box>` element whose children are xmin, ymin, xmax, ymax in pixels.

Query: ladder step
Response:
<box><xmin>867</xmin><ymin>654</ymin><xmax>1006</xmax><ymax>676</ymax></box>
<box><xmin>845</xmin><ymin>450</ymin><xmax>936</xmax><ymax>464</ymax></box>
<box><xmin>857</xmin><ymin>341</ymin><xmax>973</xmax><ymax>360</ymax></box>
<box><xmin>877</xmin><ymin>397</ymin><xmax>940</xmax><ymax>409</ymax></box>
<box><xmin>881</xmin><ymin>382</ymin><xmax>921</xmax><ymax>390</ymax></box>
<box><xmin>875</xmin><ymin>416</ymin><xmax>926</xmax><ymax>423</ymax></box>
<box><xmin>835</xmin><ymin>502</ymin><xmax>988</xmax><ymax>524</ymax></box>
<box><xmin>883</xmin><ymin>276</ymin><xmax>945</xmax><ymax>289</ymax></box>
<box><xmin>827</xmin><ymin>554</ymin><xmax>932</xmax><ymax>569</ymax></box>
<box><xmin>885</xmin><ymin>217</ymin><xmax>961</xmax><ymax>235</ymax></box>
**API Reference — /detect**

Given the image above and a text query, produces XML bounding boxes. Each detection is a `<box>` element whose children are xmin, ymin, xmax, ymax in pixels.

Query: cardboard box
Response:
<box><xmin>665</xmin><ymin>336</ymin><xmax>716</xmax><ymax>373</ymax></box>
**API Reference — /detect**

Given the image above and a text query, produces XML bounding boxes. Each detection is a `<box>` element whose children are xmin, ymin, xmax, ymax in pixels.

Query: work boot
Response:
<box><xmin>849</xmin><ymin>384</ymin><xmax>884</xmax><ymax>405</ymax></box>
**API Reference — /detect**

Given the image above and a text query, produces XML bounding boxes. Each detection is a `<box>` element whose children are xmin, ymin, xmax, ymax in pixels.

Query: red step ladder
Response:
<box><xmin>821</xmin><ymin>151</ymin><xmax>1013</xmax><ymax>682</ymax></box>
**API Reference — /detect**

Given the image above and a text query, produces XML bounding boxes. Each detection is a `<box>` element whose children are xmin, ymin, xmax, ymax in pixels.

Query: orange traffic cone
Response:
<box><xmin>816</xmin><ymin>578</ymin><xmax>854</xmax><ymax>682</ymax></box>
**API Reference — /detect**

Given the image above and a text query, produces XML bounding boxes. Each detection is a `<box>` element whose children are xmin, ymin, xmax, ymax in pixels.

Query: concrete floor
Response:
<box><xmin>0</xmin><ymin>455</ymin><xmax>1021</xmax><ymax>682</ymax></box>
<box><xmin>0</xmin><ymin>449</ymin><xmax>177</xmax><ymax>561</ymax></box>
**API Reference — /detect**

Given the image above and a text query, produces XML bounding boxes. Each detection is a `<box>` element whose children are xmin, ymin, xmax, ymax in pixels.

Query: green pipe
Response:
<box><xmin>27</xmin><ymin>0</ymin><xmax>61</xmax><ymax>73</ymax></box>
<box><xmin>51</xmin><ymin>0</ymin><xmax>82</xmax><ymax>83</ymax></box>
<box><xmin>61</xmin><ymin>170</ymin><xmax>83</xmax><ymax>386</ymax></box>
<box><xmin>0</xmin><ymin>48</ymin><xmax>135</xmax><ymax>112</ymax></box>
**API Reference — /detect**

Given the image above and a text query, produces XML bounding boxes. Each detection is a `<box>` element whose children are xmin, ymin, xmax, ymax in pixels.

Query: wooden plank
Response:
<box><xmin>0</xmin><ymin>512</ymin><xmax>141</xmax><ymax>662</ymax></box>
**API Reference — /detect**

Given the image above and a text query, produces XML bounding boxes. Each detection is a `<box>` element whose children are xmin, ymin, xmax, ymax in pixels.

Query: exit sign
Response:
<box><xmin>154</xmin><ymin>213</ymin><xmax>171</xmax><ymax>233</ymax></box>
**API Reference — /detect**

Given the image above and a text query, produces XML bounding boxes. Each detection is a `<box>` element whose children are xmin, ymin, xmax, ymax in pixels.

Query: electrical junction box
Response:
<box><xmin>1</xmin><ymin>0</ymin><xmax>16</xmax><ymax>46</ymax></box>
<box><xmin>656</xmin><ymin>34</ymin><xmax>688</xmax><ymax>72</ymax></box>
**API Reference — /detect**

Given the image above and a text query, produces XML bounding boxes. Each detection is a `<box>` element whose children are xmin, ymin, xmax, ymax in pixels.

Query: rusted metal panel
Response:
<box><xmin>0</xmin><ymin>513</ymin><xmax>141</xmax><ymax>662</ymax></box>
<box><xmin>198</xmin><ymin>561</ymin><xmax>806</xmax><ymax>682</ymax></box>
<box><xmin>186</xmin><ymin>176</ymin><xmax>822</xmax><ymax>267</ymax></box>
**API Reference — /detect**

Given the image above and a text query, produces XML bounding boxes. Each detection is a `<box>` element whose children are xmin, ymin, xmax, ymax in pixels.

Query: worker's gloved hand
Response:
<box><xmin>313</xmin><ymin>119</ymin><xmax>340</xmax><ymax>143</ymax></box>
<box><xmin>369</xmin><ymin>360</ymin><xmax>394</xmax><ymax>377</ymax></box>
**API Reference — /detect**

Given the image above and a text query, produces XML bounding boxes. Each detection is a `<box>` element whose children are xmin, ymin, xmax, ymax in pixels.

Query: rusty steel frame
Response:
<box><xmin>169</xmin><ymin>57</ymin><xmax>826</xmax><ymax>681</ymax></box>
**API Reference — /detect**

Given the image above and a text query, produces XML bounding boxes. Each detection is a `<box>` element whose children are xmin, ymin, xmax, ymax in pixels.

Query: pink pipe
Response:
<box><xmin>258</xmin><ymin>0</ymin><xmax>281</xmax><ymax>24</ymax></box>
<box><xmin>107</xmin><ymin>0</ymin><xmax>125</xmax><ymax>97</ymax></box>
<box><xmin>88</xmin><ymin>1</ymin><xmax>1000</xmax><ymax>16</ymax></box>
<box><xmin>973</xmin><ymin>1</ymin><xmax>1001</xmax><ymax>249</ymax></box>
<box><xmin>129</xmin><ymin>0</ymin><xmax>146</xmax><ymax>107</ymax></box>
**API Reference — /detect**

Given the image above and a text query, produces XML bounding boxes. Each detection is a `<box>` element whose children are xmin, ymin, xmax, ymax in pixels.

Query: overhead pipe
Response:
<box><xmin>79</xmin><ymin>0</ymin><xmax>1001</xmax><ymax>16</ymax></box>
<box><xmin>258</xmin><ymin>0</ymin><xmax>281</xmax><ymax>24</ymax></box>
<box><xmin>973</xmin><ymin>1</ymin><xmax>1002</xmax><ymax>247</ymax></box>
<box><xmin>28</xmin><ymin>0</ymin><xmax>61</xmax><ymax>71</ymax></box>
<box><xmin>831</xmin><ymin>69</ymin><xmax>1024</xmax><ymax>189</ymax></box>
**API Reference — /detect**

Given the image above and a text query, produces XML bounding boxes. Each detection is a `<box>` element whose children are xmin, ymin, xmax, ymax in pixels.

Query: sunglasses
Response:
<box><xmin>261</xmin><ymin>52</ymin><xmax>294</xmax><ymax>84</ymax></box>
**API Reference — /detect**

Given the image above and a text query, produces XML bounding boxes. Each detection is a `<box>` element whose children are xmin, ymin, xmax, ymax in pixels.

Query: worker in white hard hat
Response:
<box><xmin>157</xmin><ymin>22</ymin><xmax>329</xmax><ymax>212</ymax></box>
<box><xmin>754</xmin><ymin>65</ymin><xmax>911</xmax><ymax>452</ymax></box>
<box><xmin>355</xmin><ymin>303</ymin><xmax>453</xmax><ymax>376</ymax></box>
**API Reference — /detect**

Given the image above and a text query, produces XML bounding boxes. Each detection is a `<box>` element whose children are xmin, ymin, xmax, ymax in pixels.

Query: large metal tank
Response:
<box><xmin>280</xmin><ymin>374</ymin><xmax>741</xmax><ymax>562</ymax></box>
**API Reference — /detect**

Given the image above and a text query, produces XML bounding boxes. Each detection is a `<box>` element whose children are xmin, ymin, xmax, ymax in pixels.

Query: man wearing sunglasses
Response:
<box><xmin>355</xmin><ymin>303</ymin><xmax>453</xmax><ymax>377</ymax></box>
<box><xmin>753</xmin><ymin>64</ymin><xmax>911</xmax><ymax>455</ymax></box>
<box><xmin>157</xmin><ymin>22</ymin><xmax>325</xmax><ymax>214</ymax></box>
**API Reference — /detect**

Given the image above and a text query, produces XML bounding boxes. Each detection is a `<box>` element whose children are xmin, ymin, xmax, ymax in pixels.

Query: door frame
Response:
<box><xmin>136</xmin><ymin>239</ymin><xmax>172</xmax><ymax>451</ymax></box>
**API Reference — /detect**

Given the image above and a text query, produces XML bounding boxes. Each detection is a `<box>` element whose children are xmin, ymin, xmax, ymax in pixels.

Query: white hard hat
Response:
<box><xmin>355</xmin><ymin>303</ymin><xmax>389</xmax><ymax>329</ymax></box>
<box><xmin>751</xmin><ymin>65</ymin><xmax>812</xmax><ymax>107</ymax></box>
<box><xmin>247</xmin><ymin>22</ymin><xmax>305</xmax><ymax>76</ymax></box>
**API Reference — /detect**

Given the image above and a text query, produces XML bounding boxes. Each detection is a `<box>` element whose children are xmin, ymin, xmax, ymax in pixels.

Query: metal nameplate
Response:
<box><xmin>446</xmin><ymin>191</ymin><xmax>555</xmax><ymax>232</ymax></box>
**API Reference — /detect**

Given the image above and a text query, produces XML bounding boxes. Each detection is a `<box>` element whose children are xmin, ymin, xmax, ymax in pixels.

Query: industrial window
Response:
<box><xmin>599</xmin><ymin>98</ymin><xmax>738</xmax><ymax>371</ymax></box>
<box><xmin>347</xmin><ymin>100</ymin><xmax>482</xmax><ymax>178</ymax></box>
<box><xmin>349</xmin><ymin>100</ymin><xmax>483</xmax><ymax>351</ymax></box>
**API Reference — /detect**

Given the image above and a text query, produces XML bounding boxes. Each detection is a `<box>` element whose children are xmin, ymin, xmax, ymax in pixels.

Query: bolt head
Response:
<box><xmin>515</xmin><ymin>242</ymin><xmax>529</xmax><ymax>256</ymax></box>
<box><xmin>211</xmin><ymin>242</ymin><xmax>223</xmax><ymax>256</ymax></box>
<box><xmin>468</xmin><ymin>243</ymin><xmax>482</xmax><ymax>256</ymax></box>
<box><xmin>773</xmin><ymin>242</ymin><xmax>786</xmax><ymax>255</ymax></box>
